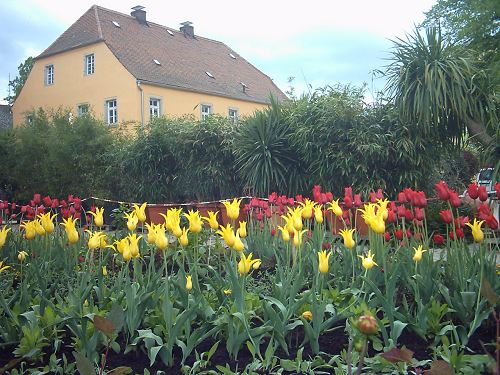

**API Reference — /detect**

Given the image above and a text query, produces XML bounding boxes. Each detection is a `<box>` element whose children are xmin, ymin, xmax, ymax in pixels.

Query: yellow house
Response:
<box><xmin>13</xmin><ymin>5</ymin><xmax>286</xmax><ymax>127</ymax></box>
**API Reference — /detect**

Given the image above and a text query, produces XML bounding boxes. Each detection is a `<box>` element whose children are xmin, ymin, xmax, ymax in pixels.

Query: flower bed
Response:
<box><xmin>0</xmin><ymin>182</ymin><xmax>498</xmax><ymax>374</ymax></box>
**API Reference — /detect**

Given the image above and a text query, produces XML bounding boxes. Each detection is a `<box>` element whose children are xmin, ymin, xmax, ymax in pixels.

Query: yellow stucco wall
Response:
<box><xmin>13</xmin><ymin>42</ymin><xmax>270</xmax><ymax>127</ymax></box>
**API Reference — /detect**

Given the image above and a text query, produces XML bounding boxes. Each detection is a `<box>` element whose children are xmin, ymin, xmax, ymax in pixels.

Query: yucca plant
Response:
<box><xmin>233</xmin><ymin>97</ymin><xmax>305</xmax><ymax>197</ymax></box>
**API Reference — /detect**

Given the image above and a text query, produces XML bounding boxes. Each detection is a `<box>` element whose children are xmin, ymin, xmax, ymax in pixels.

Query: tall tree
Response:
<box><xmin>5</xmin><ymin>56</ymin><xmax>34</xmax><ymax>105</ymax></box>
<box><xmin>383</xmin><ymin>27</ymin><xmax>497</xmax><ymax>148</ymax></box>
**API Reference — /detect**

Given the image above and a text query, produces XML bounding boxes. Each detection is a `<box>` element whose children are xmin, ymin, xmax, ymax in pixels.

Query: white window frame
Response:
<box><xmin>149</xmin><ymin>97</ymin><xmax>161</xmax><ymax>119</ymax></box>
<box><xmin>105</xmin><ymin>99</ymin><xmax>118</xmax><ymax>125</ymax></box>
<box><xmin>200</xmin><ymin>103</ymin><xmax>212</xmax><ymax>121</ymax></box>
<box><xmin>85</xmin><ymin>54</ymin><xmax>95</xmax><ymax>75</ymax></box>
<box><xmin>77</xmin><ymin>103</ymin><xmax>90</xmax><ymax>116</ymax></box>
<box><xmin>45</xmin><ymin>64</ymin><xmax>54</xmax><ymax>85</ymax></box>
<box><xmin>228</xmin><ymin>107</ymin><xmax>239</xmax><ymax>123</ymax></box>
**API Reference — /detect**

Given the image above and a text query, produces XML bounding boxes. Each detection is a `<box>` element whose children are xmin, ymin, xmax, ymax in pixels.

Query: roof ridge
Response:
<box><xmin>94</xmin><ymin>5</ymin><xmax>103</xmax><ymax>39</ymax></box>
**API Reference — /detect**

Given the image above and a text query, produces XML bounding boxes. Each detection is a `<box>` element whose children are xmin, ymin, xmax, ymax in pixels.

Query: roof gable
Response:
<box><xmin>39</xmin><ymin>5</ymin><xmax>286</xmax><ymax>104</ymax></box>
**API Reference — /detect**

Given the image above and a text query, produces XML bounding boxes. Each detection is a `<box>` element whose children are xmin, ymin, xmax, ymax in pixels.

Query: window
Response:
<box><xmin>45</xmin><ymin>65</ymin><xmax>54</xmax><ymax>85</ymax></box>
<box><xmin>201</xmin><ymin>104</ymin><xmax>212</xmax><ymax>120</ymax></box>
<box><xmin>85</xmin><ymin>54</ymin><xmax>95</xmax><ymax>75</ymax></box>
<box><xmin>77</xmin><ymin>104</ymin><xmax>89</xmax><ymax>116</ymax></box>
<box><xmin>228</xmin><ymin>108</ymin><xmax>238</xmax><ymax>123</ymax></box>
<box><xmin>105</xmin><ymin>99</ymin><xmax>117</xmax><ymax>124</ymax></box>
<box><xmin>26</xmin><ymin>114</ymin><xmax>33</xmax><ymax>124</ymax></box>
<box><xmin>149</xmin><ymin>98</ymin><xmax>161</xmax><ymax>119</ymax></box>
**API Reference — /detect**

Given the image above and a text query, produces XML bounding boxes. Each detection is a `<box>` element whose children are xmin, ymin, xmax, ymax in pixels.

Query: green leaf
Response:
<box><xmin>108</xmin><ymin>367</ymin><xmax>133</xmax><ymax>375</ymax></box>
<box><xmin>73</xmin><ymin>352</ymin><xmax>96</xmax><ymax>375</ymax></box>
<box><xmin>480</xmin><ymin>278</ymin><xmax>500</xmax><ymax>306</ymax></box>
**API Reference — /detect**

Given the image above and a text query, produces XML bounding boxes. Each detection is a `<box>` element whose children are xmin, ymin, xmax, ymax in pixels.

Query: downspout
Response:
<box><xmin>136</xmin><ymin>80</ymin><xmax>144</xmax><ymax>128</ymax></box>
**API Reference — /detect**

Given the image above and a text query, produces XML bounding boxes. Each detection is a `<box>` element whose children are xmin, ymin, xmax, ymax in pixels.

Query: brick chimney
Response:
<box><xmin>131</xmin><ymin>5</ymin><xmax>147</xmax><ymax>25</ymax></box>
<box><xmin>180</xmin><ymin>21</ymin><xmax>194</xmax><ymax>38</ymax></box>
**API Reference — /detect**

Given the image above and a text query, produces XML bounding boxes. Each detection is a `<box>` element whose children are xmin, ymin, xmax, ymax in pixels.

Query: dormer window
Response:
<box><xmin>205</xmin><ymin>71</ymin><xmax>214</xmax><ymax>78</ymax></box>
<box><xmin>85</xmin><ymin>54</ymin><xmax>95</xmax><ymax>75</ymax></box>
<box><xmin>112</xmin><ymin>21</ymin><xmax>120</xmax><ymax>27</ymax></box>
<box><xmin>45</xmin><ymin>64</ymin><xmax>54</xmax><ymax>85</ymax></box>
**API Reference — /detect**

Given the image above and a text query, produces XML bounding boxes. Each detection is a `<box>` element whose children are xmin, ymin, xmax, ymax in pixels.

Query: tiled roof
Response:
<box><xmin>38</xmin><ymin>5</ymin><xmax>286</xmax><ymax>104</ymax></box>
<box><xmin>0</xmin><ymin>105</ymin><xmax>13</xmax><ymax>129</ymax></box>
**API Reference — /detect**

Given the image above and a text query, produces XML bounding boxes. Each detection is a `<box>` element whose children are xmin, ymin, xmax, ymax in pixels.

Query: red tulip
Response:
<box><xmin>439</xmin><ymin>210</ymin><xmax>453</xmax><ymax>224</ymax></box>
<box><xmin>415</xmin><ymin>208</ymin><xmax>425</xmax><ymax>221</ymax></box>
<box><xmin>405</xmin><ymin>209</ymin><xmax>414</xmax><ymax>221</ymax></box>
<box><xmin>455</xmin><ymin>228</ymin><xmax>465</xmax><ymax>239</ymax></box>
<box><xmin>387</xmin><ymin>209</ymin><xmax>396</xmax><ymax>223</ymax></box>
<box><xmin>325</xmin><ymin>192</ymin><xmax>333</xmax><ymax>202</ymax></box>
<box><xmin>344</xmin><ymin>196</ymin><xmax>353</xmax><ymax>209</ymax></box>
<box><xmin>485</xmin><ymin>215</ymin><xmax>498</xmax><ymax>230</ymax></box>
<box><xmin>394</xmin><ymin>229</ymin><xmax>403</xmax><ymax>241</ymax></box>
<box><xmin>397</xmin><ymin>192</ymin><xmax>407</xmax><ymax>203</ymax></box>
<box><xmin>344</xmin><ymin>186</ymin><xmax>353</xmax><ymax>200</ymax></box>
<box><xmin>369</xmin><ymin>192</ymin><xmax>377</xmax><ymax>203</ymax></box>
<box><xmin>435</xmin><ymin>181</ymin><xmax>450</xmax><ymax>200</ymax></box>
<box><xmin>354</xmin><ymin>194</ymin><xmax>363</xmax><ymax>207</ymax></box>
<box><xmin>495</xmin><ymin>183</ymin><xmax>500</xmax><ymax>199</ymax></box>
<box><xmin>270</xmin><ymin>228</ymin><xmax>276</xmax><ymax>236</ymax></box>
<box><xmin>33</xmin><ymin>193</ymin><xmax>41</xmax><ymax>205</ymax></box>
<box><xmin>433</xmin><ymin>234</ymin><xmax>444</xmax><ymax>245</ymax></box>
<box><xmin>43</xmin><ymin>195</ymin><xmax>52</xmax><ymax>207</ymax></box>
<box><xmin>413</xmin><ymin>191</ymin><xmax>427</xmax><ymax>207</ymax></box>
<box><xmin>376</xmin><ymin>189</ymin><xmax>384</xmax><ymax>200</ymax></box>
<box><xmin>396</xmin><ymin>205</ymin><xmax>406</xmax><ymax>219</ymax></box>
<box><xmin>449</xmin><ymin>191</ymin><xmax>461</xmax><ymax>208</ymax></box>
<box><xmin>384</xmin><ymin>232</ymin><xmax>391</xmax><ymax>241</ymax></box>
<box><xmin>406</xmin><ymin>229</ymin><xmax>412</xmax><ymax>239</ymax></box>
<box><xmin>467</xmin><ymin>183</ymin><xmax>479</xmax><ymax>199</ymax></box>
<box><xmin>478</xmin><ymin>186</ymin><xmax>488</xmax><ymax>201</ymax></box>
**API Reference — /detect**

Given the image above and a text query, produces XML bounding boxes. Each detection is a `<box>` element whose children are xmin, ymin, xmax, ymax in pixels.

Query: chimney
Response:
<box><xmin>180</xmin><ymin>21</ymin><xmax>194</xmax><ymax>38</ymax></box>
<box><xmin>131</xmin><ymin>5</ymin><xmax>147</xmax><ymax>25</ymax></box>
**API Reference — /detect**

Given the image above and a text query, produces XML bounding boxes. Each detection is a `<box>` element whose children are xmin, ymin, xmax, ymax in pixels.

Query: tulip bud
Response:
<box><xmin>357</xmin><ymin>314</ymin><xmax>378</xmax><ymax>335</ymax></box>
<box><xmin>302</xmin><ymin>311</ymin><xmax>313</xmax><ymax>321</ymax></box>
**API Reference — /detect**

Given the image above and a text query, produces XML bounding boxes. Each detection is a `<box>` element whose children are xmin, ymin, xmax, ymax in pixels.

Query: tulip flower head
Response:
<box><xmin>302</xmin><ymin>311</ymin><xmax>313</xmax><ymax>321</ymax></box>
<box><xmin>359</xmin><ymin>203</ymin><xmax>385</xmax><ymax>234</ymax></box>
<box><xmin>34</xmin><ymin>219</ymin><xmax>46</xmax><ymax>236</ymax></box>
<box><xmin>412</xmin><ymin>245</ymin><xmax>427</xmax><ymax>262</ymax></box>
<box><xmin>280</xmin><ymin>213</ymin><xmax>295</xmax><ymax>234</ymax></box>
<box><xmin>132</xmin><ymin>202</ymin><xmax>148</xmax><ymax>223</ymax></box>
<box><xmin>0</xmin><ymin>261</ymin><xmax>10</xmax><ymax>273</ymax></box>
<box><xmin>238</xmin><ymin>221</ymin><xmax>247</xmax><ymax>238</ymax></box>
<box><xmin>183</xmin><ymin>210</ymin><xmax>203</xmax><ymax>233</ymax></box>
<box><xmin>232</xmin><ymin>231</ymin><xmax>245</xmax><ymax>252</ymax></box>
<box><xmin>154</xmin><ymin>225</ymin><xmax>169</xmax><ymax>251</ymax></box>
<box><xmin>288</xmin><ymin>207</ymin><xmax>304</xmax><ymax>231</ymax></box>
<box><xmin>327</xmin><ymin>199</ymin><xmax>343</xmax><ymax>217</ymax></box>
<box><xmin>293</xmin><ymin>229</ymin><xmax>308</xmax><ymax>247</ymax></box>
<box><xmin>0</xmin><ymin>226</ymin><xmax>11</xmax><ymax>248</ymax></box>
<box><xmin>18</xmin><ymin>250</ymin><xmax>28</xmax><ymax>263</ymax></box>
<box><xmin>223</xmin><ymin>198</ymin><xmax>242</xmax><ymax>221</ymax></box>
<box><xmin>216</xmin><ymin>224</ymin><xmax>236</xmax><ymax>247</ymax></box>
<box><xmin>238</xmin><ymin>252</ymin><xmax>261</xmax><ymax>275</ymax></box>
<box><xmin>179</xmin><ymin>227</ymin><xmax>189</xmax><ymax>247</ymax></box>
<box><xmin>145</xmin><ymin>223</ymin><xmax>157</xmax><ymax>244</ymax></box>
<box><xmin>102</xmin><ymin>266</ymin><xmax>108</xmax><ymax>276</ymax></box>
<box><xmin>465</xmin><ymin>218</ymin><xmax>485</xmax><ymax>243</ymax></box>
<box><xmin>61</xmin><ymin>217</ymin><xmax>79</xmax><ymax>244</ymax></box>
<box><xmin>202</xmin><ymin>211</ymin><xmax>219</xmax><ymax>230</ymax></box>
<box><xmin>21</xmin><ymin>221</ymin><xmax>36</xmax><ymax>241</ymax></box>
<box><xmin>186</xmin><ymin>275</ymin><xmax>193</xmax><ymax>291</ymax></box>
<box><xmin>317</xmin><ymin>250</ymin><xmax>332</xmax><ymax>274</ymax></box>
<box><xmin>358</xmin><ymin>249</ymin><xmax>378</xmax><ymax>270</ymax></box>
<box><xmin>86</xmin><ymin>230</ymin><xmax>106</xmax><ymax>250</ymax></box>
<box><xmin>38</xmin><ymin>212</ymin><xmax>57</xmax><ymax>233</ymax></box>
<box><xmin>314</xmin><ymin>206</ymin><xmax>323</xmax><ymax>223</ymax></box>
<box><xmin>299</xmin><ymin>198</ymin><xmax>316</xmax><ymax>219</ymax></box>
<box><xmin>339</xmin><ymin>228</ymin><xmax>356</xmax><ymax>249</ymax></box>
<box><xmin>277</xmin><ymin>225</ymin><xmax>290</xmax><ymax>242</ymax></box>
<box><xmin>124</xmin><ymin>212</ymin><xmax>139</xmax><ymax>231</ymax></box>
<box><xmin>128</xmin><ymin>234</ymin><xmax>142</xmax><ymax>257</ymax></box>
<box><xmin>88</xmin><ymin>207</ymin><xmax>105</xmax><ymax>227</ymax></box>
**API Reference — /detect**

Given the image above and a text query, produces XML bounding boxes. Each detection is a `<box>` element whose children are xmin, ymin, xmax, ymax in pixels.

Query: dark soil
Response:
<box><xmin>0</xmin><ymin>319</ymin><xmax>496</xmax><ymax>374</ymax></box>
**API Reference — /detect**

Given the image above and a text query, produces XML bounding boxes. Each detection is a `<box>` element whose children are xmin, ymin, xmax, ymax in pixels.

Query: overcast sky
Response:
<box><xmin>0</xmin><ymin>0</ymin><xmax>436</xmax><ymax>104</ymax></box>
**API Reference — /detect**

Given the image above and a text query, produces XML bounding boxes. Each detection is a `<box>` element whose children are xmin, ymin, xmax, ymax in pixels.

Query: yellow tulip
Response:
<box><xmin>314</xmin><ymin>206</ymin><xmax>323</xmax><ymax>223</ymax></box>
<box><xmin>102</xmin><ymin>266</ymin><xmax>108</xmax><ymax>276</ymax></box>
<box><xmin>358</xmin><ymin>250</ymin><xmax>378</xmax><ymax>270</ymax></box>
<box><xmin>21</xmin><ymin>221</ymin><xmax>36</xmax><ymax>240</ymax></box>
<box><xmin>0</xmin><ymin>226</ymin><xmax>11</xmax><ymax>248</ymax></box>
<box><xmin>183</xmin><ymin>210</ymin><xmax>203</xmax><ymax>233</ymax></box>
<box><xmin>99</xmin><ymin>233</ymin><xmax>107</xmax><ymax>249</ymax></box>
<box><xmin>161</xmin><ymin>208</ymin><xmax>183</xmax><ymax>232</ymax></box>
<box><xmin>86</xmin><ymin>230</ymin><xmax>105</xmax><ymax>250</ymax></box>
<box><xmin>88</xmin><ymin>207</ymin><xmax>105</xmax><ymax>227</ymax></box>
<box><xmin>299</xmin><ymin>198</ymin><xmax>316</xmax><ymax>219</ymax></box>
<box><xmin>132</xmin><ymin>202</ymin><xmax>148</xmax><ymax>223</ymax></box>
<box><xmin>154</xmin><ymin>225</ymin><xmax>169</xmax><ymax>251</ymax></box>
<box><xmin>111</xmin><ymin>238</ymin><xmax>130</xmax><ymax>254</ymax></box>
<box><xmin>222</xmin><ymin>198</ymin><xmax>242</xmax><ymax>221</ymax></box>
<box><xmin>287</xmin><ymin>207</ymin><xmax>303</xmax><ymax>231</ymax></box>
<box><xmin>179</xmin><ymin>227</ymin><xmax>189</xmax><ymax>247</ymax></box>
<box><xmin>202</xmin><ymin>211</ymin><xmax>219</xmax><ymax>230</ymax></box>
<box><xmin>61</xmin><ymin>217</ymin><xmax>79</xmax><ymax>244</ymax></box>
<box><xmin>359</xmin><ymin>203</ymin><xmax>386</xmax><ymax>234</ymax></box>
<box><xmin>34</xmin><ymin>219</ymin><xmax>46</xmax><ymax>236</ymax></box>
<box><xmin>232</xmin><ymin>232</ymin><xmax>245</xmax><ymax>252</ymax></box>
<box><xmin>376</xmin><ymin>198</ymin><xmax>390</xmax><ymax>220</ymax></box>
<box><xmin>293</xmin><ymin>229</ymin><xmax>307</xmax><ymax>247</ymax></box>
<box><xmin>339</xmin><ymin>228</ymin><xmax>356</xmax><ymax>249</ymax></box>
<box><xmin>223</xmin><ymin>288</ymin><xmax>232</xmax><ymax>295</ymax></box>
<box><xmin>0</xmin><ymin>261</ymin><xmax>10</xmax><ymax>273</ymax></box>
<box><xmin>145</xmin><ymin>223</ymin><xmax>157</xmax><ymax>244</ymax></box>
<box><xmin>317</xmin><ymin>250</ymin><xmax>332</xmax><ymax>274</ymax></box>
<box><xmin>18</xmin><ymin>250</ymin><xmax>28</xmax><ymax>263</ymax></box>
<box><xmin>327</xmin><ymin>199</ymin><xmax>343</xmax><ymax>217</ymax></box>
<box><xmin>238</xmin><ymin>221</ymin><xmax>247</xmax><ymax>238</ymax></box>
<box><xmin>302</xmin><ymin>311</ymin><xmax>313</xmax><ymax>321</ymax></box>
<box><xmin>124</xmin><ymin>212</ymin><xmax>139</xmax><ymax>231</ymax></box>
<box><xmin>277</xmin><ymin>225</ymin><xmax>290</xmax><ymax>242</ymax></box>
<box><xmin>253</xmin><ymin>259</ymin><xmax>261</xmax><ymax>270</ymax></box>
<box><xmin>122</xmin><ymin>245</ymin><xmax>132</xmax><ymax>261</ymax></box>
<box><xmin>237</xmin><ymin>252</ymin><xmax>261</xmax><ymax>275</ymax></box>
<box><xmin>128</xmin><ymin>234</ymin><xmax>142</xmax><ymax>257</ymax></box>
<box><xmin>38</xmin><ymin>212</ymin><xmax>57</xmax><ymax>233</ymax></box>
<box><xmin>412</xmin><ymin>245</ymin><xmax>427</xmax><ymax>262</ymax></box>
<box><xmin>216</xmin><ymin>223</ymin><xmax>236</xmax><ymax>247</ymax></box>
<box><xmin>280</xmin><ymin>213</ymin><xmax>295</xmax><ymax>234</ymax></box>
<box><xmin>465</xmin><ymin>218</ymin><xmax>485</xmax><ymax>243</ymax></box>
<box><xmin>186</xmin><ymin>275</ymin><xmax>193</xmax><ymax>291</ymax></box>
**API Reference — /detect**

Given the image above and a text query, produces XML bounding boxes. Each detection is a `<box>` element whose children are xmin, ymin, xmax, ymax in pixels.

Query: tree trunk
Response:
<box><xmin>467</xmin><ymin>119</ymin><xmax>494</xmax><ymax>146</ymax></box>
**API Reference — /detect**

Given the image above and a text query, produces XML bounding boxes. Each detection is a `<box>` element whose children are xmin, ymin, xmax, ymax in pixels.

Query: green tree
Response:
<box><xmin>383</xmin><ymin>27</ymin><xmax>497</xmax><ymax>148</ymax></box>
<box><xmin>5</xmin><ymin>56</ymin><xmax>34</xmax><ymax>105</ymax></box>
